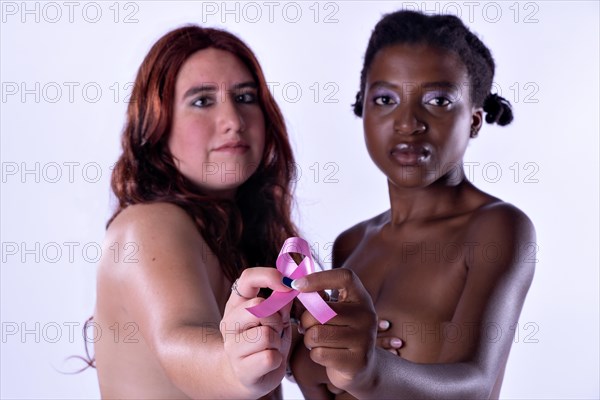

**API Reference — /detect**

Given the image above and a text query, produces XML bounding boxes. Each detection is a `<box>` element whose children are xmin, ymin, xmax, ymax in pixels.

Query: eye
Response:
<box><xmin>374</xmin><ymin>95</ymin><xmax>396</xmax><ymax>106</ymax></box>
<box><xmin>426</xmin><ymin>96</ymin><xmax>453</xmax><ymax>107</ymax></box>
<box><xmin>423</xmin><ymin>90</ymin><xmax>456</xmax><ymax>107</ymax></box>
<box><xmin>192</xmin><ymin>96</ymin><xmax>214</xmax><ymax>107</ymax></box>
<box><xmin>235</xmin><ymin>92</ymin><xmax>258</xmax><ymax>104</ymax></box>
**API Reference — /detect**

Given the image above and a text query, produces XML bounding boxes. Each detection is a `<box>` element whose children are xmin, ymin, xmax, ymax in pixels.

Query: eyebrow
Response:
<box><xmin>421</xmin><ymin>81</ymin><xmax>460</xmax><ymax>91</ymax></box>
<box><xmin>368</xmin><ymin>80</ymin><xmax>460</xmax><ymax>91</ymax></box>
<box><xmin>182</xmin><ymin>81</ymin><xmax>258</xmax><ymax>100</ymax></box>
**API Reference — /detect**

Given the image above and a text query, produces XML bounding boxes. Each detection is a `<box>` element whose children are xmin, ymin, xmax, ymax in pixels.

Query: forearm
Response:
<box><xmin>156</xmin><ymin>324</ymin><xmax>258</xmax><ymax>399</ymax></box>
<box><xmin>347</xmin><ymin>349</ymin><xmax>491</xmax><ymax>400</ymax></box>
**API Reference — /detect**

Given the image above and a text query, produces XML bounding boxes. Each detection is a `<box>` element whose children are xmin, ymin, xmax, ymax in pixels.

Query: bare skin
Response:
<box><xmin>94</xmin><ymin>203</ymin><xmax>292</xmax><ymax>399</ymax></box>
<box><xmin>290</xmin><ymin>44</ymin><xmax>536</xmax><ymax>399</ymax></box>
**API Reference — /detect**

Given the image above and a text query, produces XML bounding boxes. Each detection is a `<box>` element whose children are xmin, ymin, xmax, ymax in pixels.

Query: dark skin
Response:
<box><xmin>290</xmin><ymin>44</ymin><xmax>536</xmax><ymax>399</ymax></box>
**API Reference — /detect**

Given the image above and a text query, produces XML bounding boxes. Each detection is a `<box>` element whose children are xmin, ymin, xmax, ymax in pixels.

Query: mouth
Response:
<box><xmin>390</xmin><ymin>143</ymin><xmax>432</xmax><ymax>166</ymax></box>
<box><xmin>213</xmin><ymin>140</ymin><xmax>250</xmax><ymax>154</ymax></box>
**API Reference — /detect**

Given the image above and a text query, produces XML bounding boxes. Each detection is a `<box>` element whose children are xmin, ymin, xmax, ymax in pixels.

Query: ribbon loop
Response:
<box><xmin>246</xmin><ymin>237</ymin><xmax>337</xmax><ymax>324</ymax></box>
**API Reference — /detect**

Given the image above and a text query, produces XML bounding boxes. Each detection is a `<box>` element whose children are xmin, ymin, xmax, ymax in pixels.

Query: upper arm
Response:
<box><xmin>438</xmin><ymin>203</ymin><xmax>536</xmax><ymax>376</ymax></box>
<box><xmin>103</xmin><ymin>203</ymin><xmax>224</xmax><ymax>354</ymax></box>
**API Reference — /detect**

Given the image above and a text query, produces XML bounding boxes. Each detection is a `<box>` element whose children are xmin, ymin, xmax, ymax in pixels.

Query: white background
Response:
<box><xmin>1</xmin><ymin>1</ymin><xmax>598</xmax><ymax>399</ymax></box>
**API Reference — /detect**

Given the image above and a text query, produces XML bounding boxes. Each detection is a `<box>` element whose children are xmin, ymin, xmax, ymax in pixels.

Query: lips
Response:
<box><xmin>213</xmin><ymin>140</ymin><xmax>250</xmax><ymax>154</ymax></box>
<box><xmin>390</xmin><ymin>142</ymin><xmax>432</xmax><ymax>166</ymax></box>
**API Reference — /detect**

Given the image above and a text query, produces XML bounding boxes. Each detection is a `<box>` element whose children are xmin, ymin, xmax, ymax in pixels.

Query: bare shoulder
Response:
<box><xmin>465</xmin><ymin>201</ymin><xmax>536</xmax><ymax>278</ymax></box>
<box><xmin>332</xmin><ymin>211</ymin><xmax>388</xmax><ymax>269</ymax></box>
<box><xmin>99</xmin><ymin>202</ymin><xmax>214</xmax><ymax>282</ymax></box>
<box><xmin>467</xmin><ymin>201</ymin><xmax>535</xmax><ymax>242</ymax></box>
<box><xmin>107</xmin><ymin>202</ymin><xmax>198</xmax><ymax>241</ymax></box>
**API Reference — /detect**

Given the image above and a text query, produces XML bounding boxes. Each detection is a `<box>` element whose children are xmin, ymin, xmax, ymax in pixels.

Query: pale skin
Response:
<box><xmin>94</xmin><ymin>48</ymin><xmax>292</xmax><ymax>399</ymax></box>
<box><xmin>290</xmin><ymin>44</ymin><xmax>536</xmax><ymax>399</ymax></box>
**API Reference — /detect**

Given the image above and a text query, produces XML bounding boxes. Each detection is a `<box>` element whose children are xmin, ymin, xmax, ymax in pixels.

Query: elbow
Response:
<box><xmin>455</xmin><ymin>365</ymin><xmax>497</xmax><ymax>400</ymax></box>
<box><xmin>429</xmin><ymin>360</ymin><xmax>496</xmax><ymax>400</ymax></box>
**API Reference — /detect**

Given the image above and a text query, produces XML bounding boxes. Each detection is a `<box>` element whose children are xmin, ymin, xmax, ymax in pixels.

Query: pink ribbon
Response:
<box><xmin>246</xmin><ymin>237</ymin><xmax>337</xmax><ymax>324</ymax></box>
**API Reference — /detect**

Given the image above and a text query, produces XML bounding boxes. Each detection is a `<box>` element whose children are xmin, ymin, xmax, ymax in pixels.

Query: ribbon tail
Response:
<box><xmin>246</xmin><ymin>290</ymin><xmax>298</xmax><ymax>318</ymax></box>
<box><xmin>298</xmin><ymin>292</ymin><xmax>337</xmax><ymax>324</ymax></box>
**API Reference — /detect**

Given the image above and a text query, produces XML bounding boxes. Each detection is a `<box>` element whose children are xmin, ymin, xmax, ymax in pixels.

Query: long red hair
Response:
<box><xmin>109</xmin><ymin>25</ymin><xmax>299</xmax><ymax>282</ymax></box>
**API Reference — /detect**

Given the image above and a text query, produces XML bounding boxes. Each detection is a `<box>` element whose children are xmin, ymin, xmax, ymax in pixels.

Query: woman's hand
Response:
<box><xmin>220</xmin><ymin>267</ymin><xmax>293</xmax><ymax>398</ymax></box>
<box><xmin>377</xmin><ymin>318</ymin><xmax>404</xmax><ymax>356</ymax></box>
<box><xmin>293</xmin><ymin>268</ymin><xmax>378</xmax><ymax>393</ymax></box>
<box><xmin>290</xmin><ymin>318</ymin><xmax>402</xmax><ymax>399</ymax></box>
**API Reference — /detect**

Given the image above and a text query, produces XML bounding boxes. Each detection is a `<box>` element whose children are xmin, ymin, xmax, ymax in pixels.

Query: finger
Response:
<box><xmin>291</xmin><ymin>269</ymin><xmax>370</xmax><ymax>303</ymax></box>
<box><xmin>222</xmin><ymin>298</ymin><xmax>287</xmax><ymax>335</ymax></box>
<box><xmin>300</xmin><ymin>301</ymin><xmax>371</xmax><ymax>332</ymax></box>
<box><xmin>237</xmin><ymin>348</ymin><xmax>285</xmax><ymax>382</ymax></box>
<box><xmin>225</xmin><ymin>325</ymin><xmax>283</xmax><ymax>360</ymax></box>
<box><xmin>299</xmin><ymin>306</ymin><xmax>321</xmax><ymax>333</ymax></box>
<box><xmin>327</xmin><ymin>383</ymin><xmax>346</xmax><ymax>396</ymax></box>
<box><xmin>376</xmin><ymin>336</ymin><xmax>403</xmax><ymax>350</ymax></box>
<box><xmin>299</xmin><ymin>303</ymin><xmax>347</xmax><ymax>333</ymax></box>
<box><xmin>377</xmin><ymin>319</ymin><xmax>391</xmax><ymax>332</ymax></box>
<box><xmin>303</xmin><ymin>325</ymin><xmax>358</xmax><ymax>350</ymax></box>
<box><xmin>309</xmin><ymin>346</ymin><xmax>359</xmax><ymax>372</ymax></box>
<box><xmin>237</xmin><ymin>267</ymin><xmax>292</xmax><ymax>297</ymax></box>
<box><xmin>226</xmin><ymin>267</ymin><xmax>292</xmax><ymax>311</ymax></box>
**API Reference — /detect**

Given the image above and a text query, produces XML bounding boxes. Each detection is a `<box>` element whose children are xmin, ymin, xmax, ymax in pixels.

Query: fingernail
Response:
<box><xmin>391</xmin><ymin>338</ymin><xmax>403</xmax><ymax>348</ymax></box>
<box><xmin>291</xmin><ymin>278</ymin><xmax>307</xmax><ymax>290</ymax></box>
<box><xmin>379</xmin><ymin>320</ymin><xmax>390</xmax><ymax>330</ymax></box>
<box><xmin>282</xmin><ymin>276</ymin><xmax>294</xmax><ymax>288</ymax></box>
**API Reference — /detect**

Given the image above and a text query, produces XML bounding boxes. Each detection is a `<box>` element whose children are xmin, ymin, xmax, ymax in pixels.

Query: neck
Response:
<box><xmin>387</xmin><ymin>167</ymin><xmax>469</xmax><ymax>225</ymax></box>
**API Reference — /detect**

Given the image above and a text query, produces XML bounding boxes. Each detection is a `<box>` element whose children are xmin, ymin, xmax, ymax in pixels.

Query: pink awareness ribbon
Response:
<box><xmin>246</xmin><ymin>237</ymin><xmax>337</xmax><ymax>324</ymax></box>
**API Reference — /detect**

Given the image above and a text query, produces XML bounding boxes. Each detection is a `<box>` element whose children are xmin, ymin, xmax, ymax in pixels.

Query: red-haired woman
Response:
<box><xmin>92</xmin><ymin>26</ymin><xmax>298</xmax><ymax>399</ymax></box>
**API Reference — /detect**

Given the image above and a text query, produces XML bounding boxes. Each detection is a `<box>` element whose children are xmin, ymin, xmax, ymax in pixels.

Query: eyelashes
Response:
<box><xmin>371</xmin><ymin>90</ymin><xmax>399</xmax><ymax>106</ymax></box>
<box><xmin>191</xmin><ymin>91</ymin><xmax>258</xmax><ymax>108</ymax></box>
<box><xmin>192</xmin><ymin>96</ymin><xmax>214</xmax><ymax>107</ymax></box>
<box><xmin>235</xmin><ymin>92</ymin><xmax>258</xmax><ymax>104</ymax></box>
<box><xmin>423</xmin><ymin>90</ymin><xmax>455</xmax><ymax>107</ymax></box>
<box><xmin>424</xmin><ymin>96</ymin><xmax>452</xmax><ymax>107</ymax></box>
<box><xmin>370</xmin><ymin>89</ymin><xmax>455</xmax><ymax>108</ymax></box>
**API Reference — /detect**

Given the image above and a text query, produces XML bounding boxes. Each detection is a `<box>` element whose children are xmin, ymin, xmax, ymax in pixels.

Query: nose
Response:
<box><xmin>219</xmin><ymin>98</ymin><xmax>245</xmax><ymax>134</ymax></box>
<box><xmin>393</xmin><ymin>104</ymin><xmax>426</xmax><ymax>135</ymax></box>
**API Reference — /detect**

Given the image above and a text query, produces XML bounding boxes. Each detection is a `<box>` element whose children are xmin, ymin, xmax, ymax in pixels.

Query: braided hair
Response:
<box><xmin>353</xmin><ymin>10</ymin><xmax>513</xmax><ymax>126</ymax></box>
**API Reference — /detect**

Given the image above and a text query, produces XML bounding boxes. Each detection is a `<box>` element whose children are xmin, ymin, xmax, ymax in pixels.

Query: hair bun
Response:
<box><xmin>483</xmin><ymin>93</ymin><xmax>513</xmax><ymax>126</ymax></box>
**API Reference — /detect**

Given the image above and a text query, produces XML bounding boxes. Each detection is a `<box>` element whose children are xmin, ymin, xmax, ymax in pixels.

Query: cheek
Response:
<box><xmin>245</xmin><ymin>109</ymin><xmax>266</xmax><ymax>154</ymax></box>
<box><xmin>436</xmin><ymin>118</ymin><xmax>471</xmax><ymax>162</ymax></box>
<box><xmin>363</xmin><ymin>112</ymin><xmax>390</xmax><ymax>148</ymax></box>
<box><xmin>451</xmin><ymin>115</ymin><xmax>473</xmax><ymax>145</ymax></box>
<box><xmin>168</xmin><ymin>118</ymin><xmax>211</xmax><ymax>160</ymax></box>
<box><xmin>362</xmin><ymin>118</ymin><xmax>389</xmax><ymax>168</ymax></box>
<box><xmin>256</xmin><ymin>116</ymin><xmax>266</xmax><ymax>149</ymax></box>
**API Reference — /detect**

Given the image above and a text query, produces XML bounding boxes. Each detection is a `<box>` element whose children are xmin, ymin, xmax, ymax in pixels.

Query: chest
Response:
<box><xmin>343</xmin><ymin>226</ymin><xmax>470</xmax><ymax>324</ymax></box>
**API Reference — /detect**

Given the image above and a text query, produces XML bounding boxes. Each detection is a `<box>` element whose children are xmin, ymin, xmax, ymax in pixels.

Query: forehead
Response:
<box><xmin>366</xmin><ymin>44</ymin><xmax>469</xmax><ymax>87</ymax></box>
<box><xmin>176</xmin><ymin>48</ymin><xmax>254</xmax><ymax>88</ymax></box>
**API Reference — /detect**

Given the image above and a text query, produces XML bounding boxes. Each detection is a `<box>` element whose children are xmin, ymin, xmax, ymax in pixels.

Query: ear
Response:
<box><xmin>470</xmin><ymin>108</ymin><xmax>483</xmax><ymax>138</ymax></box>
